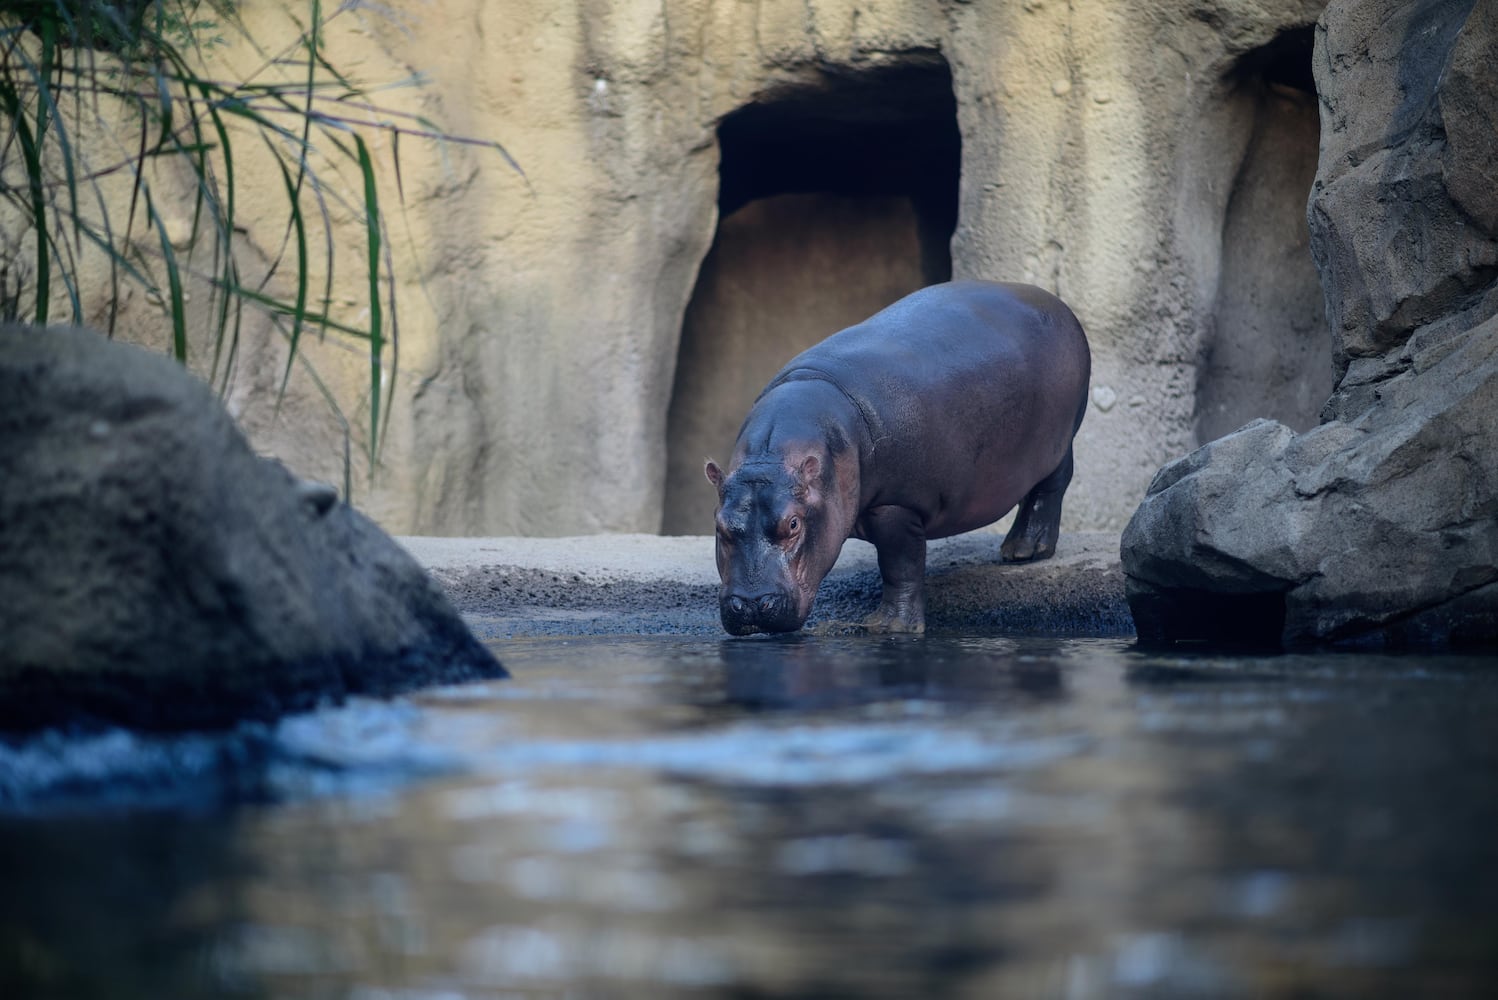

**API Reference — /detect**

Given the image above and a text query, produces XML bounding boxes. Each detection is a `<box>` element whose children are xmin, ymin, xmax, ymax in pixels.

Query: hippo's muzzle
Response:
<box><xmin>719</xmin><ymin>590</ymin><xmax>802</xmax><ymax>635</ymax></box>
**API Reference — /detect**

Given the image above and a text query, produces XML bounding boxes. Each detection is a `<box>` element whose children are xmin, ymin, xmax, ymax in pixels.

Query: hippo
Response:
<box><xmin>704</xmin><ymin>280</ymin><xmax>1091</xmax><ymax>635</ymax></box>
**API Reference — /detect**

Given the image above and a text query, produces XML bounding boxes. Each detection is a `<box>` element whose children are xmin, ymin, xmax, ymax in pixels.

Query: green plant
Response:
<box><xmin>0</xmin><ymin>0</ymin><xmax>518</xmax><ymax>478</ymax></box>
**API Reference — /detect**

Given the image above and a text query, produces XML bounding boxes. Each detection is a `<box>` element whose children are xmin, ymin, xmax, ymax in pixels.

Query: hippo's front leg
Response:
<box><xmin>860</xmin><ymin>505</ymin><xmax>927</xmax><ymax>633</ymax></box>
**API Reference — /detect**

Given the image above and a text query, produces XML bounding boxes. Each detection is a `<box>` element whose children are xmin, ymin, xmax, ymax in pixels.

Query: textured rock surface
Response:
<box><xmin>1122</xmin><ymin>0</ymin><xmax>1498</xmax><ymax>648</ymax></box>
<box><xmin>11</xmin><ymin>0</ymin><xmax>1331</xmax><ymax>537</ymax></box>
<box><xmin>1196</xmin><ymin>60</ymin><xmax>1329</xmax><ymax>441</ymax></box>
<box><xmin>1307</xmin><ymin>0</ymin><xmax>1498</xmax><ymax>368</ymax></box>
<box><xmin>0</xmin><ymin>326</ymin><xmax>505</xmax><ymax>733</ymax></box>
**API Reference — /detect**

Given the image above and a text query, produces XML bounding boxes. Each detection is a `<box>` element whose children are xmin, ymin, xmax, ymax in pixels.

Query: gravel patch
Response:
<box><xmin>399</xmin><ymin>532</ymin><xmax>1133</xmax><ymax>638</ymax></box>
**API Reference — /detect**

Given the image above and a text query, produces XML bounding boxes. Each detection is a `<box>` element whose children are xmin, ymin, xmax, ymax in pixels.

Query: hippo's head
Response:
<box><xmin>704</xmin><ymin>453</ymin><xmax>845</xmax><ymax>635</ymax></box>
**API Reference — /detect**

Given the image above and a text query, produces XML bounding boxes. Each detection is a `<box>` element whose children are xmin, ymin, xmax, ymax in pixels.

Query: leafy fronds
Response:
<box><xmin>0</xmin><ymin>0</ymin><xmax>520</xmax><ymax>475</ymax></box>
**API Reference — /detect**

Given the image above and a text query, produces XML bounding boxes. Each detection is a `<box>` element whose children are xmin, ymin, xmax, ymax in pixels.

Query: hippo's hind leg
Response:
<box><xmin>1000</xmin><ymin>444</ymin><xmax>1074</xmax><ymax>563</ymax></box>
<box><xmin>861</xmin><ymin>505</ymin><xmax>928</xmax><ymax>633</ymax></box>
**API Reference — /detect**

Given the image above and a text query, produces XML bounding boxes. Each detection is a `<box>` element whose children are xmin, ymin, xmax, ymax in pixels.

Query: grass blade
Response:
<box><xmin>200</xmin><ymin>86</ymin><xmax>237</xmax><ymax>376</ymax></box>
<box><xmin>354</xmin><ymin>132</ymin><xmax>383</xmax><ymax>465</ymax></box>
<box><xmin>216</xmin><ymin>283</ymin><xmax>373</xmax><ymax>339</ymax></box>
<box><xmin>143</xmin><ymin>188</ymin><xmax>188</xmax><ymax>361</ymax></box>
<box><xmin>272</xmin><ymin>153</ymin><xmax>309</xmax><ymax>398</ymax></box>
<box><xmin>0</xmin><ymin>78</ymin><xmax>49</xmax><ymax>324</ymax></box>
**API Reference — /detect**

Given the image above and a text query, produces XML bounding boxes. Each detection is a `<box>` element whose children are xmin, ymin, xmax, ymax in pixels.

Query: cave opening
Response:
<box><xmin>662</xmin><ymin>56</ymin><xmax>961</xmax><ymax>535</ymax></box>
<box><xmin>1196</xmin><ymin>24</ymin><xmax>1330</xmax><ymax>445</ymax></box>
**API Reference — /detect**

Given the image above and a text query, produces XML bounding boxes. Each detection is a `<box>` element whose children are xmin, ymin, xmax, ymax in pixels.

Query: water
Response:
<box><xmin>2</xmin><ymin>635</ymin><xmax>1496</xmax><ymax>998</ymax></box>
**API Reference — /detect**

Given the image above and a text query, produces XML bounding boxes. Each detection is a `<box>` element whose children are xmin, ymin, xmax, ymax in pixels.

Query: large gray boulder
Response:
<box><xmin>1122</xmin><ymin>0</ymin><xmax>1498</xmax><ymax>647</ymax></box>
<box><xmin>0</xmin><ymin>325</ymin><xmax>504</xmax><ymax>733</ymax></box>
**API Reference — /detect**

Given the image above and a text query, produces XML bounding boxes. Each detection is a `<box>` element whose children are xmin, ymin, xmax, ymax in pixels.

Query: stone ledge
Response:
<box><xmin>399</xmin><ymin>531</ymin><xmax>1133</xmax><ymax>638</ymax></box>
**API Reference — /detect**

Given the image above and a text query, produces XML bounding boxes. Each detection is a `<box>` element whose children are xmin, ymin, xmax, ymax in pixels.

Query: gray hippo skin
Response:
<box><xmin>705</xmin><ymin>280</ymin><xmax>1091</xmax><ymax>635</ymax></box>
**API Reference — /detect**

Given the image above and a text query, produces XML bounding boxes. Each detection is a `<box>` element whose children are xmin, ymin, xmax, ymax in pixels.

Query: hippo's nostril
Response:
<box><xmin>726</xmin><ymin>595</ymin><xmax>749</xmax><ymax>617</ymax></box>
<box><xmin>757</xmin><ymin>594</ymin><xmax>782</xmax><ymax>616</ymax></box>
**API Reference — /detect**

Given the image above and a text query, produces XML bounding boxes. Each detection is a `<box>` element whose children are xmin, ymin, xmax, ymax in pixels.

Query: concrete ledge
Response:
<box><xmin>399</xmin><ymin>532</ymin><xmax>1133</xmax><ymax>638</ymax></box>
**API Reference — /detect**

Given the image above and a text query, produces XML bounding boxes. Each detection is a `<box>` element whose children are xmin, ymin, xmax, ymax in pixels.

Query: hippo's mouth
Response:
<box><xmin>724</xmin><ymin>620</ymin><xmax>801</xmax><ymax>637</ymax></box>
<box><xmin>719</xmin><ymin>594</ymin><xmax>805</xmax><ymax>636</ymax></box>
<box><xmin>727</xmin><ymin>622</ymin><xmax>767</xmax><ymax>636</ymax></box>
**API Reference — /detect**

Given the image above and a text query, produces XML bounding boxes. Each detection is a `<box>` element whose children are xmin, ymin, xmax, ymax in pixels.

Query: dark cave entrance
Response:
<box><xmin>1196</xmin><ymin>25</ymin><xmax>1331</xmax><ymax>445</ymax></box>
<box><xmin>661</xmin><ymin>56</ymin><xmax>961</xmax><ymax>535</ymax></box>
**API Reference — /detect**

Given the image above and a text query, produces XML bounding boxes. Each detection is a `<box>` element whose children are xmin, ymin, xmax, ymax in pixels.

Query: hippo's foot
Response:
<box><xmin>1001</xmin><ymin>447</ymin><xmax>1073</xmax><ymax>563</ymax></box>
<box><xmin>999</xmin><ymin>523</ymin><xmax>1058</xmax><ymax>563</ymax></box>
<box><xmin>862</xmin><ymin>505</ymin><xmax>928</xmax><ymax>633</ymax></box>
<box><xmin>862</xmin><ymin>585</ymin><xmax>926</xmax><ymax>634</ymax></box>
<box><xmin>862</xmin><ymin>606</ymin><xmax>926</xmax><ymax>634</ymax></box>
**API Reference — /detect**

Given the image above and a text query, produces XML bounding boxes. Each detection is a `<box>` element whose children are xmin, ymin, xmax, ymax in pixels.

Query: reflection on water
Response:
<box><xmin>2</xmin><ymin>636</ymin><xmax>1497</xmax><ymax>998</ymax></box>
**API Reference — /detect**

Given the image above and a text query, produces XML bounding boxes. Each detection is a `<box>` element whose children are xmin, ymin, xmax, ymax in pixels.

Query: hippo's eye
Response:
<box><xmin>788</xmin><ymin>516</ymin><xmax>800</xmax><ymax>534</ymax></box>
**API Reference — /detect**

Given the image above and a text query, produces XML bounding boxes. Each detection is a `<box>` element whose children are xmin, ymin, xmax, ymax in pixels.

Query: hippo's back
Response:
<box><xmin>775</xmin><ymin>280</ymin><xmax>1091</xmax><ymax>535</ymax></box>
<box><xmin>790</xmin><ymin>281</ymin><xmax>1085</xmax><ymax>392</ymax></box>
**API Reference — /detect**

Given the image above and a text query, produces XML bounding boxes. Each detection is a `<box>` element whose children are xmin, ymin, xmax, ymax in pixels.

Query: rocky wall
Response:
<box><xmin>6</xmin><ymin>0</ymin><xmax>1332</xmax><ymax>536</ymax></box>
<box><xmin>1121</xmin><ymin>0</ymin><xmax>1498</xmax><ymax>647</ymax></box>
<box><xmin>1195</xmin><ymin>30</ymin><xmax>1329</xmax><ymax>442</ymax></box>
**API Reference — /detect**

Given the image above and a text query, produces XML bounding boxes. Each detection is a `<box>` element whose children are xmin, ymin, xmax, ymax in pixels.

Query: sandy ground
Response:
<box><xmin>400</xmin><ymin>531</ymin><xmax>1133</xmax><ymax>638</ymax></box>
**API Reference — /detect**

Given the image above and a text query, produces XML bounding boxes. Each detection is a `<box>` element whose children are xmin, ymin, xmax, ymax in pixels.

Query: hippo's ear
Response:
<box><xmin>792</xmin><ymin>454</ymin><xmax>822</xmax><ymax>500</ymax></box>
<box><xmin>705</xmin><ymin>460</ymin><xmax>725</xmax><ymax>493</ymax></box>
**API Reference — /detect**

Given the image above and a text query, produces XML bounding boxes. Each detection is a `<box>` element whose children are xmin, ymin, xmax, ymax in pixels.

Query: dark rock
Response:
<box><xmin>1122</xmin><ymin>0</ymin><xmax>1498</xmax><ymax>649</ymax></box>
<box><xmin>0</xmin><ymin>324</ymin><xmax>505</xmax><ymax>733</ymax></box>
<box><xmin>1124</xmin><ymin>313</ymin><xmax>1498</xmax><ymax>648</ymax></box>
<box><xmin>1308</xmin><ymin>0</ymin><xmax>1498</xmax><ymax>373</ymax></box>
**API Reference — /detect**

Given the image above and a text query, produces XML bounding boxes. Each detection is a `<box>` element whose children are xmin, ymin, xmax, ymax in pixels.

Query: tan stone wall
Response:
<box><xmin>1197</xmin><ymin>78</ymin><xmax>1328</xmax><ymax>442</ymax></box>
<box><xmin>10</xmin><ymin>0</ymin><xmax>1332</xmax><ymax>536</ymax></box>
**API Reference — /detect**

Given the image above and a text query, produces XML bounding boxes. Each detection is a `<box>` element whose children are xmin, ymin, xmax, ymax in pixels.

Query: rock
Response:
<box><xmin>1122</xmin><ymin>0</ymin><xmax>1498</xmax><ymax>649</ymax></box>
<box><xmin>1308</xmin><ymin>0</ymin><xmax>1498</xmax><ymax>370</ymax></box>
<box><xmin>0</xmin><ymin>325</ymin><xmax>505</xmax><ymax>733</ymax></box>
